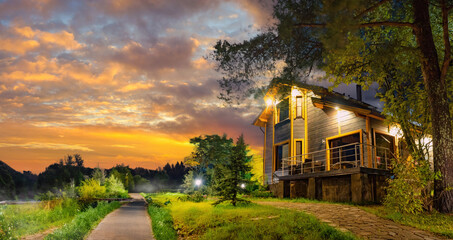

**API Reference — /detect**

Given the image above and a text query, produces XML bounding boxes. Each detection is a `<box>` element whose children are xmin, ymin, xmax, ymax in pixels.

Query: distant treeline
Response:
<box><xmin>0</xmin><ymin>154</ymin><xmax>188</xmax><ymax>200</ymax></box>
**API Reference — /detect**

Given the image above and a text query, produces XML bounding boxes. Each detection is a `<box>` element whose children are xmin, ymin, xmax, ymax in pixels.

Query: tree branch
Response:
<box><xmin>295</xmin><ymin>21</ymin><xmax>414</xmax><ymax>29</ymax></box>
<box><xmin>441</xmin><ymin>0</ymin><xmax>451</xmax><ymax>81</ymax></box>
<box><xmin>354</xmin><ymin>0</ymin><xmax>391</xmax><ymax>19</ymax></box>
<box><xmin>359</xmin><ymin>21</ymin><xmax>415</xmax><ymax>28</ymax></box>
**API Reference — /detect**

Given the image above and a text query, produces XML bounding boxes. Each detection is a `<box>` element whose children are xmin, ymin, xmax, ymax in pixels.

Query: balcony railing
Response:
<box><xmin>275</xmin><ymin>143</ymin><xmax>395</xmax><ymax>179</ymax></box>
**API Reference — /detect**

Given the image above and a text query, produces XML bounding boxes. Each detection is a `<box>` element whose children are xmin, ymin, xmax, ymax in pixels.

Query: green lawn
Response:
<box><xmin>0</xmin><ymin>199</ymin><xmax>121</xmax><ymax>240</ymax></box>
<box><xmin>0</xmin><ymin>199</ymin><xmax>80</xmax><ymax>239</ymax></box>
<box><xmin>144</xmin><ymin>193</ymin><xmax>357</xmax><ymax>240</ymax></box>
<box><xmin>360</xmin><ymin>205</ymin><xmax>453</xmax><ymax>238</ymax></box>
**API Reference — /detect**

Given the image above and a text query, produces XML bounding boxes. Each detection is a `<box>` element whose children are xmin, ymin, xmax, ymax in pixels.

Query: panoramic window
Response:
<box><xmin>328</xmin><ymin>133</ymin><xmax>361</xmax><ymax>167</ymax></box>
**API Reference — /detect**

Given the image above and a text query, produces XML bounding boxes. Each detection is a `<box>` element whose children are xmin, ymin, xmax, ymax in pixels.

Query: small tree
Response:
<box><xmin>213</xmin><ymin>135</ymin><xmax>252</xmax><ymax>206</ymax></box>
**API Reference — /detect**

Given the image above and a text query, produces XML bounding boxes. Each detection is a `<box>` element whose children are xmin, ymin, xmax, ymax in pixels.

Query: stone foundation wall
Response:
<box><xmin>270</xmin><ymin>172</ymin><xmax>388</xmax><ymax>203</ymax></box>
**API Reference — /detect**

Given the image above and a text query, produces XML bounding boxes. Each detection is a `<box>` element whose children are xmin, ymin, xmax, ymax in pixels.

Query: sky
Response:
<box><xmin>0</xmin><ymin>0</ymin><xmax>381</xmax><ymax>173</ymax></box>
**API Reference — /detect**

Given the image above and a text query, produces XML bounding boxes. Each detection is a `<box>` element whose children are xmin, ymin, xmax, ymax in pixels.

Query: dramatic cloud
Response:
<box><xmin>0</xmin><ymin>0</ymin><xmax>274</xmax><ymax>173</ymax></box>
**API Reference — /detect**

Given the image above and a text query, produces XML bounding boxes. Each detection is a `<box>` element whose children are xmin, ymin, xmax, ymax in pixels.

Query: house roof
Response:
<box><xmin>253</xmin><ymin>82</ymin><xmax>385</xmax><ymax>127</ymax></box>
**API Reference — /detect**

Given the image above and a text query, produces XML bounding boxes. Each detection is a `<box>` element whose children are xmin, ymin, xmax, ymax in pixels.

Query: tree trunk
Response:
<box><xmin>413</xmin><ymin>0</ymin><xmax>453</xmax><ymax>213</ymax></box>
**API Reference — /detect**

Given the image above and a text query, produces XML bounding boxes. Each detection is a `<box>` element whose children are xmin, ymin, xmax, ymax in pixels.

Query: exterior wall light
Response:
<box><xmin>195</xmin><ymin>179</ymin><xmax>202</xmax><ymax>187</ymax></box>
<box><xmin>265</xmin><ymin>98</ymin><xmax>274</xmax><ymax>107</ymax></box>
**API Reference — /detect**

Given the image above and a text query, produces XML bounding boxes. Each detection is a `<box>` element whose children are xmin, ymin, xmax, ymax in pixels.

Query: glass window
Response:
<box><xmin>296</xmin><ymin>96</ymin><xmax>303</xmax><ymax>118</ymax></box>
<box><xmin>277</xmin><ymin>99</ymin><xmax>289</xmax><ymax>123</ymax></box>
<box><xmin>275</xmin><ymin>143</ymin><xmax>288</xmax><ymax>170</ymax></box>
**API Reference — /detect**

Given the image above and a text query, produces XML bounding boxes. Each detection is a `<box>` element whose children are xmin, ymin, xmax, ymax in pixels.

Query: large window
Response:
<box><xmin>328</xmin><ymin>132</ymin><xmax>361</xmax><ymax>169</ymax></box>
<box><xmin>275</xmin><ymin>143</ymin><xmax>288</xmax><ymax>171</ymax></box>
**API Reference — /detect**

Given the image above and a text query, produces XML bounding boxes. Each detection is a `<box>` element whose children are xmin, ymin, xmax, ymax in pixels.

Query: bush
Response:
<box><xmin>78</xmin><ymin>179</ymin><xmax>106</xmax><ymax>200</ymax></box>
<box><xmin>384</xmin><ymin>157</ymin><xmax>435</xmax><ymax>214</ymax></box>
<box><xmin>105</xmin><ymin>175</ymin><xmax>128</xmax><ymax>198</ymax></box>
<box><xmin>249</xmin><ymin>190</ymin><xmax>274</xmax><ymax>198</ymax></box>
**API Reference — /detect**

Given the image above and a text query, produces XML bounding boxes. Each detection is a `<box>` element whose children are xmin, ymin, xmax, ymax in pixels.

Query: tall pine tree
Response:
<box><xmin>213</xmin><ymin>135</ymin><xmax>252</xmax><ymax>206</ymax></box>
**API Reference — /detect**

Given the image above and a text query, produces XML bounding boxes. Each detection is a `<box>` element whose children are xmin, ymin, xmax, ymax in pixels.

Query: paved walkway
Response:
<box><xmin>87</xmin><ymin>193</ymin><xmax>154</xmax><ymax>240</ymax></box>
<box><xmin>257</xmin><ymin>201</ymin><xmax>445</xmax><ymax>240</ymax></box>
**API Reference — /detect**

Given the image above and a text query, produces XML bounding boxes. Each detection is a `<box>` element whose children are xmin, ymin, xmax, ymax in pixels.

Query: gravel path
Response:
<box><xmin>256</xmin><ymin>201</ymin><xmax>446</xmax><ymax>240</ymax></box>
<box><xmin>87</xmin><ymin>193</ymin><xmax>154</xmax><ymax>240</ymax></box>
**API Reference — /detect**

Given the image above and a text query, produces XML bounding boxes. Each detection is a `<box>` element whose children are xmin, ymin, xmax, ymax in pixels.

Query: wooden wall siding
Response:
<box><xmin>275</xmin><ymin>119</ymin><xmax>291</xmax><ymax>143</ymax></box>
<box><xmin>306</xmin><ymin>92</ymin><xmax>337</xmax><ymax>153</ymax></box>
<box><xmin>306</xmin><ymin>92</ymin><xmax>367</xmax><ymax>155</ymax></box>
<box><xmin>293</xmin><ymin>117</ymin><xmax>305</xmax><ymax>139</ymax></box>
<box><xmin>265</xmin><ymin>112</ymin><xmax>274</xmax><ymax>184</ymax></box>
<box><xmin>370</xmin><ymin>118</ymin><xmax>389</xmax><ymax>133</ymax></box>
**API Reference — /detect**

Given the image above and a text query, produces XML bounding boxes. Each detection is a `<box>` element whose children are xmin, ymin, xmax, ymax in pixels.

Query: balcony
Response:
<box><xmin>274</xmin><ymin>143</ymin><xmax>395</xmax><ymax>182</ymax></box>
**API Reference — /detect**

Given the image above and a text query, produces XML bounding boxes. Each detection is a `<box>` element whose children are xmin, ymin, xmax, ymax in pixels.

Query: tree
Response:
<box><xmin>213</xmin><ymin>135</ymin><xmax>252</xmax><ymax>206</ymax></box>
<box><xmin>212</xmin><ymin>0</ymin><xmax>453</xmax><ymax>213</ymax></box>
<box><xmin>184</xmin><ymin>134</ymin><xmax>233</xmax><ymax>193</ymax></box>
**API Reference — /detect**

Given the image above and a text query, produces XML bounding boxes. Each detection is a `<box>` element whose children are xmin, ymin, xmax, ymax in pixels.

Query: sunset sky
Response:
<box><xmin>0</xmin><ymin>0</ymin><xmax>279</xmax><ymax>173</ymax></box>
<box><xmin>0</xmin><ymin>0</ymin><xmax>381</xmax><ymax>173</ymax></box>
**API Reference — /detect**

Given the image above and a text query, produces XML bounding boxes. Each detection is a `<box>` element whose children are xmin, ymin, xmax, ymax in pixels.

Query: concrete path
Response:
<box><xmin>87</xmin><ymin>193</ymin><xmax>154</xmax><ymax>240</ymax></box>
<box><xmin>257</xmin><ymin>201</ymin><xmax>445</xmax><ymax>240</ymax></box>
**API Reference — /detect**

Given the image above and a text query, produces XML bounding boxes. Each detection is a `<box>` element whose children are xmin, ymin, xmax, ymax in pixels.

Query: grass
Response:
<box><xmin>360</xmin><ymin>205</ymin><xmax>453</xmax><ymax>238</ymax></box>
<box><xmin>45</xmin><ymin>201</ymin><xmax>121</xmax><ymax>240</ymax></box>
<box><xmin>0</xmin><ymin>198</ymin><xmax>80</xmax><ymax>239</ymax></box>
<box><xmin>144</xmin><ymin>193</ymin><xmax>357</xmax><ymax>240</ymax></box>
<box><xmin>253</xmin><ymin>196</ymin><xmax>453</xmax><ymax>238</ymax></box>
<box><xmin>142</xmin><ymin>193</ymin><xmax>178</xmax><ymax>240</ymax></box>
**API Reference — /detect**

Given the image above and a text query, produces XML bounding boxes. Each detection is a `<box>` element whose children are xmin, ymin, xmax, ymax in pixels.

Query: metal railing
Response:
<box><xmin>277</xmin><ymin>143</ymin><xmax>395</xmax><ymax>178</ymax></box>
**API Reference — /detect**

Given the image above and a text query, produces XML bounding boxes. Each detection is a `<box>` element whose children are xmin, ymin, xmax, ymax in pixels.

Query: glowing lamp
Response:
<box><xmin>195</xmin><ymin>179</ymin><xmax>202</xmax><ymax>187</ymax></box>
<box><xmin>265</xmin><ymin>98</ymin><xmax>273</xmax><ymax>107</ymax></box>
<box><xmin>240</xmin><ymin>183</ymin><xmax>246</xmax><ymax>189</ymax></box>
<box><xmin>335</xmin><ymin>107</ymin><xmax>339</xmax><ymax>110</ymax></box>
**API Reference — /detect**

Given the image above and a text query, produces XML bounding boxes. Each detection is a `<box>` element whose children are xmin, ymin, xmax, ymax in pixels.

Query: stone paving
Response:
<box><xmin>257</xmin><ymin>201</ymin><xmax>447</xmax><ymax>240</ymax></box>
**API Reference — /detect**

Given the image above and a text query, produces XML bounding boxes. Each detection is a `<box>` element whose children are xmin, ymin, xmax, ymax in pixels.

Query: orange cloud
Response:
<box><xmin>0</xmin><ymin>38</ymin><xmax>40</xmax><ymax>54</ymax></box>
<box><xmin>2</xmin><ymin>71</ymin><xmax>59</xmax><ymax>82</ymax></box>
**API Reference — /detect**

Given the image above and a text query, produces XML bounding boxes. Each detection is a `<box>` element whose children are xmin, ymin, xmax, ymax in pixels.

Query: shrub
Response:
<box><xmin>249</xmin><ymin>190</ymin><xmax>274</xmax><ymax>198</ymax></box>
<box><xmin>78</xmin><ymin>179</ymin><xmax>106</xmax><ymax>200</ymax></box>
<box><xmin>105</xmin><ymin>175</ymin><xmax>128</xmax><ymax>198</ymax></box>
<box><xmin>384</xmin><ymin>157</ymin><xmax>435</xmax><ymax>214</ymax></box>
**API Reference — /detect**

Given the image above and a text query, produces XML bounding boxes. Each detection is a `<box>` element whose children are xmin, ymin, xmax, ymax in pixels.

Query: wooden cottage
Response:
<box><xmin>253</xmin><ymin>83</ymin><xmax>398</xmax><ymax>203</ymax></box>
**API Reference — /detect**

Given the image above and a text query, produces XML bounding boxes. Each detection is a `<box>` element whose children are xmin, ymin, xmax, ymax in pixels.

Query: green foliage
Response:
<box><xmin>168</xmin><ymin>198</ymin><xmax>356</xmax><ymax>240</ymax></box>
<box><xmin>178</xmin><ymin>192</ymin><xmax>205</xmax><ymax>203</ymax></box>
<box><xmin>143</xmin><ymin>193</ymin><xmax>177</xmax><ymax>240</ymax></box>
<box><xmin>105</xmin><ymin>175</ymin><xmax>128</xmax><ymax>198</ymax></box>
<box><xmin>0</xmin><ymin>198</ymin><xmax>81</xmax><ymax>239</ymax></box>
<box><xmin>249</xmin><ymin>154</ymin><xmax>264</xmax><ymax>185</ymax></box>
<box><xmin>45</xmin><ymin>201</ymin><xmax>121</xmax><ymax>240</ymax></box>
<box><xmin>249</xmin><ymin>189</ymin><xmax>274</xmax><ymax>198</ymax></box>
<box><xmin>92</xmin><ymin>168</ymin><xmax>106</xmax><ymax>185</ymax></box>
<box><xmin>184</xmin><ymin>134</ymin><xmax>234</xmax><ymax>194</ymax></box>
<box><xmin>78</xmin><ymin>179</ymin><xmax>106</xmax><ymax>200</ymax></box>
<box><xmin>384</xmin><ymin>157</ymin><xmax>436</xmax><ymax>214</ymax></box>
<box><xmin>38</xmin><ymin>154</ymin><xmax>86</xmax><ymax>192</ymax></box>
<box><xmin>110</xmin><ymin>165</ymin><xmax>135</xmax><ymax>191</ymax></box>
<box><xmin>213</xmin><ymin>135</ymin><xmax>252</xmax><ymax>206</ymax></box>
